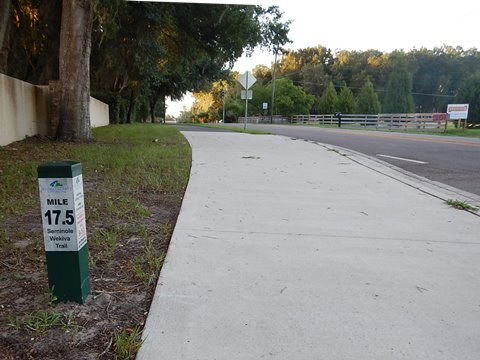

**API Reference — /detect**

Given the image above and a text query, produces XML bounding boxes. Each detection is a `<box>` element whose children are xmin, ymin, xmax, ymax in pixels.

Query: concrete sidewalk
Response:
<box><xmin>137</xmin><ymin>131</ymin><xmax>480</xmax><ymax>360</ymax></box>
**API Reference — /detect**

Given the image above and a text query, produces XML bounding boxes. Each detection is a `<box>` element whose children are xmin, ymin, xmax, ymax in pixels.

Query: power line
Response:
<box><xmin>267</xmin><ymin>74</ymin><xmax>456</xmax><ymax>98</ymax></box>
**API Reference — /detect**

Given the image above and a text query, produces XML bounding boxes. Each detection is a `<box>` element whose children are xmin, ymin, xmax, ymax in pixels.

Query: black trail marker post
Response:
<box><xmin>335</xmin><ymin>113</ymin><xmax>342</xmax><ymax>128</ymax></box>
<box><xmin>38</xmin><ymin>161</ymin><xmax>90</xmax><ymax>304</ymax></box>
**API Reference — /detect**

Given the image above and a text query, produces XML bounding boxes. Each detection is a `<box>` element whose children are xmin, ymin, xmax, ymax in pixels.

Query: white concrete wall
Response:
<box><xmin>0</xmin><ymin>73</ymin><xmax>49</xmax><ymax>146</ymax></box>
<box><xmin>1</xmin><ymin>73</ymin><xmax>109</xmax><ymax>146</ymax></box>
<box><xmin>90</xmin><ymin>96</ymin><xmax>109</xmax><ymax>128</ymax></box>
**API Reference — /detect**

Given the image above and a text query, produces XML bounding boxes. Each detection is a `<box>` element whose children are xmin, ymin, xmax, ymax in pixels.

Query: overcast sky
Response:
<box><xmin>234</xmin><ymin>0</ymin><xmax>480</xmax><ymax>71</ymax></box>
<box><xmin>161</xmin><ymin>0</ymin><xmax>480</xmax><ymax>115</ymax></box>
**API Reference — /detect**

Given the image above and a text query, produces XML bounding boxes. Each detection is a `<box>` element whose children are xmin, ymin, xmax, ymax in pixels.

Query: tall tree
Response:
<box><xmin>382</xmin><ymin>54</ymin><xmax>415</xmax><ymax>113</ymax></box>
<box><xmin>3</xmin><ymin>0</ymin><xmax>61</xmax><ymax>83</ymax></box>
<box><xmin>317</xmin><ymin>82</ymin><xmax>338</xmax><ymax>114</ymax></box>
<box><xmin>252</xmin><ymin>64</ymin><xmax>272</xmax><ymax>85</ymax></box>
<box><xmin>0</xmin><ymin>0</ymin><xmax>11</xmax><ymax>72</ymax></box>
<box><xmin>273</xmin><ymin>78</ymin><xmax>314</xmax><ymax>116</ymax></box>
<box><xmin>456</xmin><ymin>73</ymin><xmax>480</xmax><ymax>122</ymax></box>
<box><xmin>301</xmin><ymin>63</ymin><xmax>329</xmax><ymax>100</ymax></box>
<box><xmin>330</xmin><ymin>49</ymin><xmax>388</xmax><ymax>98</ymax></box>
<box><xmin>356</xmin><ymin>79</ymin><xmax>380</xmax><ymax>114</ymax></box>
<box><xmin>336</xmin><ymin>85</ymin><xmax>356</xmax><ymax>113</ymax></box>
<box><xmin>90</xmin><ymin>3</ymin><xmax>291</xmax><ymax>124</ymax></box>
<box><xmin>55</xmin><ymin>0</ymin><xmax>94</xmax><ymax>141</ymax></box>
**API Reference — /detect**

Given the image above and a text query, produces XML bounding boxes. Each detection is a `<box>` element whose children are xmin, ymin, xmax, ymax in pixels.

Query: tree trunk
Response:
<box><xmin>0</xmin><ymin>0</ymin><xmax>11</xmax><ymax>73</ymax></box>
<box><xmin>36</xmin><ymin>0</ymin><xmax>62</xmax><ymax>85</ymax></box>
<box><xmin>149</xmin><ymin>97</ymin><xmax>157</xmax><ymax>123</ymax></box>
<box><xmin>162</xmin><ymin>94</ymin><xmax>166</xmax><ymax>123</ymax></box>
<box><xmin>55</xmin><ymin>0</ymin><xmax>93</xmax><ymax>141</ymax></box>
<box><xmin>126</xmin><ymin>88</ymin><xmax>135</xmax><ymax>123</ymax></box>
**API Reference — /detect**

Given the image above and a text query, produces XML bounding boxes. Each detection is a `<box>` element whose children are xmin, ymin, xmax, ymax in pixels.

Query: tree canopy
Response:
<box><xmin>1</xmin><ymin>0</ymin><xmax>291</xmax><ymax>138</ymax></box>
<box><xmin>190</xmin><ymin>44</ymin><xmax>480</xmax><ymax>120</ymax></box>
<box><xmin>456</xmin><ymin>73</ymin><xmax>480</xmax><ymax>121</ymax></box>
<box><xmin>383</xmin><ymin>54</ymin><xmax>415</xmax><ymax>113</ymax></box>
<box><xmin>4</xmin><ymin>2</ymin><xmax>480</xmax><ymax>124</ymax></box>
<box><xmin>356</xmin><ymin>79</ymin><xmax>381</xmax><ymax>114</ymax></box>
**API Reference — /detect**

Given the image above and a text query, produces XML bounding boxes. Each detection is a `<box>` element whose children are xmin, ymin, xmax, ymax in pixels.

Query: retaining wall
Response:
<box><xmin>1</xmin><ymin>73</ymin><xmax>109</xmax><ymax>146</ymax></box>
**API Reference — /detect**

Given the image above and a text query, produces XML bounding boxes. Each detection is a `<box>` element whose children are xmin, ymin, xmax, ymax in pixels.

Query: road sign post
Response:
<box><xmin>38</xmin><ymin>161</ymin><xmax>90</xmax><ymax>304</ymax></box>
<box><xmin>238</xmin><ymin>71</ymin><xmax>256</xmax><ymax>131</ymax></box>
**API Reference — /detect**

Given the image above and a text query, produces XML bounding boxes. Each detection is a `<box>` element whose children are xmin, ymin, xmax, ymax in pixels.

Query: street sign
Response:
<box><xmin>238</xmin><ymin>71</ymin><xmax>256</xmax><ymax>131</ymax></box>
<box><xmin>263</xmin><ymin>102</ymin><xmax>268</xmax><ymax>110</ymax></box>
<box><xmin>238</xmin><ymin>71</ymin><xmax>256</xmax><ymax>90</ymax></box>
<box><xmin>241</xmin><ymin>90</ymin><xmax>252</xmax><ymax>100</ymax></box>
<box><xmin>447</xmin><ymin>104</ymin><xmax>469</xmax><ymax>119</ymax></box>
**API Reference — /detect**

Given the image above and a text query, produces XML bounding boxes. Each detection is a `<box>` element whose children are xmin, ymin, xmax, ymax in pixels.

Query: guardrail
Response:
<box><xmin>238</xmin><ymin>113</ymin><xmax>448</xmax><ymax>131</ymax></box>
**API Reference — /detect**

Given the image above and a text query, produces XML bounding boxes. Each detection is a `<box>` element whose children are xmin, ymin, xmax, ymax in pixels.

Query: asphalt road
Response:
<box><xmin>220</xmin><ymin>124</ymin><xmax>480</xmax><ymax>196</ymax></box>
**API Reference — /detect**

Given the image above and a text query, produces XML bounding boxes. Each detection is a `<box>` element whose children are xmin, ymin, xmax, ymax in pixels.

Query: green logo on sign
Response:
<box><xmin>49</xmin><ymin>180</ymin><xmax>63</xmax><ymax>188</ymax></box>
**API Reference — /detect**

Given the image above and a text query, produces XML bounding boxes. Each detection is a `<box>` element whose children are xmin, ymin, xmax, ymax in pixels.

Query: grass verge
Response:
<box><xmin>187</xmin><ymin>123</ymin><xmax>271</xmax><ymax>135</ymax></box>
<box><xmin>306</xmin><ymin>123</ymin><xmax>480</xmax><ymax>138</ymax></box>
<box><xmin>0</xmin><ymin>123</ymin><xmax>191</xmax><ymax>359</ymax></box>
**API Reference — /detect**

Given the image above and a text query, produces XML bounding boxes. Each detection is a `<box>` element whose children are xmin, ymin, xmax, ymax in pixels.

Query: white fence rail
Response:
<box><xmin>239</xmin><ymin>113</ymin><xmax>448</xmax><ymax>131</ymax></box>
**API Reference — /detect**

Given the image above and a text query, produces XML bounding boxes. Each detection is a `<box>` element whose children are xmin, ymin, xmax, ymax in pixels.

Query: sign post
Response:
<box><xmin>238</xmin><ymin>71</ymin><xmax>256</xmax><ymax>131</ymax></box>
<box><xmin>38</xmin><ymin>161</ymin><xmax>90</xmax><ymax>304</ymax></box>
<box><xmin>262</xmin><ymin>102</ymin><xmax>268</xmax><ymax>121</ymax></box>
<box><xmin>447</xmin><ymin>104</ymin><xmax>469</xmax><ymax>129</ymax></box>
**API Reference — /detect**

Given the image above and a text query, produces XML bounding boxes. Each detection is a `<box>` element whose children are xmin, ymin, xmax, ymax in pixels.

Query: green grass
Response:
<box><xmin>131</xmin><ymin>226</ymin><xmax>166</xmax><ymax>285</ymax></box>
<box><xmin>0</xmin><ymin>124</ymin><xmax>191</xmax><ymax>253</ymax></box>
<box><xmin>305</xmin><ymin>122</ymin><xmax>480</xmax><ymax>138</ymax></box>
<box><xmin>446</xmin><ymin>199</ymin><xmax>479</xmax><ymax>212</ymax></box>
<box><xmin>9</xmin><ymin>309</ymin><xmax>76</xmax><ymax>334</ymax></box>
<box><xmin>439</xmin><ymin>127</ymin><xmax>480</xmax><ymax>138</ymax></box>
<box><xmin>0</xmin><ymin>123</ymin><xmax>191</xmax><ymax>358</ymax></box>
<box><xmin>114</xmin><ymin>325</ymin><xmax>145</xmax><ymax>360</ymax></box>
<box><xmin>187</xmin><ymin>123</ymin><xmax>271</xmax><ymax>135</ymax></box>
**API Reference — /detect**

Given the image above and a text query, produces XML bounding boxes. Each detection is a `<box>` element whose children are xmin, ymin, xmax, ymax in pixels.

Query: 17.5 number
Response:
<box><xmin>44</xmin><ymin>210</ymin><xmax>74</xmax><ymax>226</ymax></box>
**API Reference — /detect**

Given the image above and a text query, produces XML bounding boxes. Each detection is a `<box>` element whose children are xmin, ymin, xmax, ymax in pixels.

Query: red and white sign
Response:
<box><xmin>447</xmin><ymin>104</ymin><xmax>469</xmax><ymax>119</ymax></box>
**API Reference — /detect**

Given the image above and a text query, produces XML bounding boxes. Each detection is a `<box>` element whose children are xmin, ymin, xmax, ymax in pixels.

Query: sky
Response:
<box><xmin>165</xmin><ymin>0</ymin><xmax>480</xmax><ymax>116</ymax></box>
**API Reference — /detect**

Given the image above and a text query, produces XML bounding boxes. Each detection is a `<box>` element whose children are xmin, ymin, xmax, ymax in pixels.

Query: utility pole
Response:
<box><xmin>270</xmin><ymin>47</ymin><xmax>278</xmax><ymax>124</ymax></box>
<box><xmin>221</xmin><ymin>89</ymin><xmax>225</xmax><ymax>123</ymax></box>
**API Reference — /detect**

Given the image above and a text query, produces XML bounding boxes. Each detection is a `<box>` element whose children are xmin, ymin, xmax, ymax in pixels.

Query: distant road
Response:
<box><xmin>223</xmin><ymin>124</ymin><xmax>480</xmax><ymax>196</ymax></box>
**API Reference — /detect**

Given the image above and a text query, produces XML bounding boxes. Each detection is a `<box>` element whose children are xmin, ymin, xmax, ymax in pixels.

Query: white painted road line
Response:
<box><xmin>377</xmin><ymin>154</ymin><xmax>428</xmax><ymax>164</ymax></box>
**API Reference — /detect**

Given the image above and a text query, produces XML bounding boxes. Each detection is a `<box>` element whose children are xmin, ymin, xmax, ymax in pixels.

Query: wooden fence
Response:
<box><xmin>238</xmin><ymin>113</ymin><xmax>448</xmax><ymax>131</ymax></box>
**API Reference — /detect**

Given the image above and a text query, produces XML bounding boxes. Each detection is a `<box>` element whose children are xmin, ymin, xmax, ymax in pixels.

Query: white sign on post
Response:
<box><xmin>447</xmin><ymin>104</ymin><xmax>469</xmax><ymax>119</ymax></box>
<box><xmin>241</xmin><ymin>90</ymin><xmax>252</xmax><ymax>100</ymax></box>
<box><xmin>238</xmin><ymin>71</ymin><xmax>257</xmax><ymax>131</ymax></box>
<box><xmin>239</xmin><ymin>71</ymin><xmax>256</xmax><ymax>90</ymax></box>
<box><xmin>38</xmin><ymin>175</ymin><xmax>87</xmax><ymax>251</ymax></box>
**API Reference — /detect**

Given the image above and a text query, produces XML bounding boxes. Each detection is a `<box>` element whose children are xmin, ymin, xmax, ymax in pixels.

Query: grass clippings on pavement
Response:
<box><xmin>0</xmin><ymin>123</ymin><xmax>191</xmax><ymax>359</ymax></box>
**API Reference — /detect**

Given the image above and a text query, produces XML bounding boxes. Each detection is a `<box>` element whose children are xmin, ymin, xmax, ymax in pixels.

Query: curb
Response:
<box><xmin>284</xmin><ymin>135</ymin><xmax>480</xmax><ymax>216</ymax></box>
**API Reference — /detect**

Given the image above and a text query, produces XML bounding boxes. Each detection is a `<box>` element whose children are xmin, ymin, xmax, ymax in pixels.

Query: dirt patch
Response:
<box><xmin>0</xmin><ymin>134</ymin><xmax>190</xmax><ymax>359</ymax></box>
<box><xmin>1</xmin><ymin>195</ymin><xmax>181</xmax><ymax>359</ymax></box>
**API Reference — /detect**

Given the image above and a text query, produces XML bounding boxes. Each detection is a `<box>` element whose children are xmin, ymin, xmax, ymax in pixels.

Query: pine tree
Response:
<box><xmin>317</xmin><ymin>82</ymin><xmax>338</xmax><ymax>114</ymax></box>
<box><xmin>336</xmin><ymin>85</ymin><xmax>356</xmax><ymax>113</ymax></box>
<box><xmin>356</xmin><ymin>79</ymin><xmax>381</xmax><ymax>114</ymax></box>
<box><xmin>456</xmin><ymin>73</ymin><xmax>480</xmax><ymax>122</ymax></box>
<box><xmin>383</xmin><ymin>56</ymin><xmax>415</xmax><ymax>113</ymax></box>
